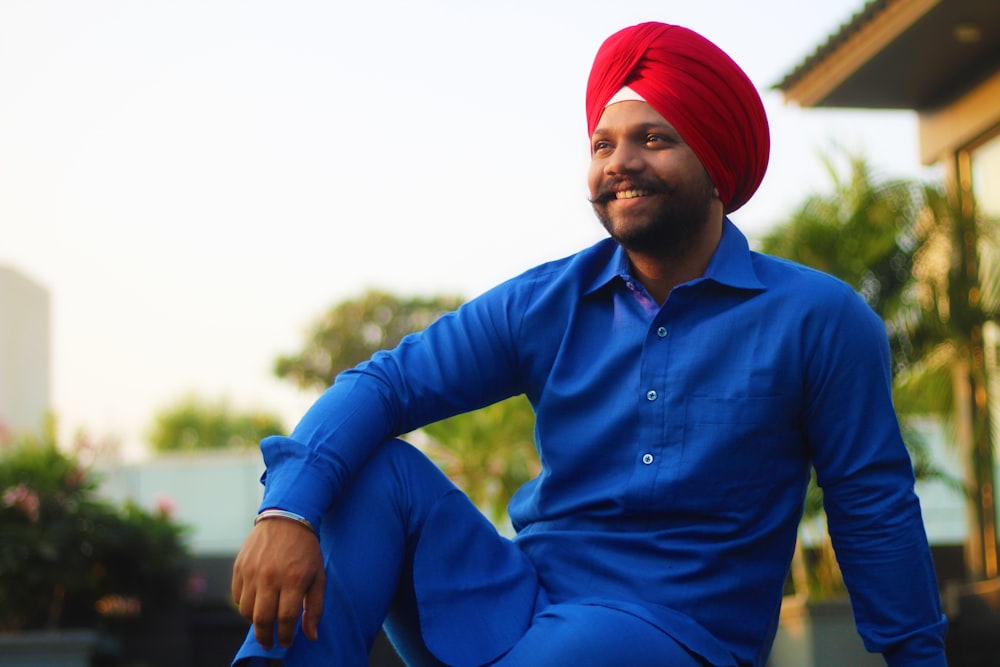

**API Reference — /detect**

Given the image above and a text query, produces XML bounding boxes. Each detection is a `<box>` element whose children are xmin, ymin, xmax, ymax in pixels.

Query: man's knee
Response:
<box><xmin>359</xmin><ymin>438</ymin><xmax>434</xmax><ymax>472</ymax></box>
<box><xmin>327</xmin><ymin>437</ymin><xmax>459</xmax><ymax>540</ymax></box>
<box><xmin>355</xmin><ymin>438</ymin><xmax>455</xmax><ymax>493</ymax></box>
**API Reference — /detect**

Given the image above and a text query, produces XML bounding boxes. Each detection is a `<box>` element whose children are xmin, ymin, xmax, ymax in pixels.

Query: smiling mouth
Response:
<box><xmin>591</xmin><ymin>184</ymin><xmax>663</xmax><ymax>205</ymax></box>
<box><xmin>615</xmin><ymin>189</ymin><xmax>653</xmax><ymax>200</ymax></box>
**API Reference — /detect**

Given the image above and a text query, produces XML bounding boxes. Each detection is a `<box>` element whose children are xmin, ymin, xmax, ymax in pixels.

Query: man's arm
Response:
<box><xmin>803</xmin><ymin>288</ymin><xmax>947</xmax><ymax>665</ymax></box>
<box><xmin>229</xmin><ymin>282</ymin><xmax>532</xmax><ymax>648</ymax></box>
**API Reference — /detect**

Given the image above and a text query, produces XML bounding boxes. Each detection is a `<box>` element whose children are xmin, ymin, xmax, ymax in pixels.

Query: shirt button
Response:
<box><xmin>646</xmin><ymin>390</ymin><xmax>657</xmax><ymax>401</ymax></box>
<box><xmin>642</xmin><ymin>453</ymin><xmax>654</xmax><ymax>465</ymax></box>
<box><xmin>657</xmin><ymin>326</ymin><xmax>668</xmax><ymax>338</ymax></box>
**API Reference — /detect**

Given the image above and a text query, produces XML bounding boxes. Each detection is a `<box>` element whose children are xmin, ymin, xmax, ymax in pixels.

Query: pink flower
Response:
<box><xmin>2</xmin><ymin>483</ymin><xmax>41</xmax><ymax>522</ymax></box>
<box><xmin>154</xmin><ymin>494</ymin><xmax>177</xmax><ymax>518</ymax></box>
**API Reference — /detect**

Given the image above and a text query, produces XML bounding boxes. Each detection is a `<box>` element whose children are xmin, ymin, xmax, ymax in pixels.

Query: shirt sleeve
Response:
<box><xmin>802</xmin><ymin>286</ymin><xmax>947</xmax><ymax>664</ymax></box>
<box><xmin>256</xmin><ymin>282</ymin><xmax>531</xmax><ymax>528</ymax></box>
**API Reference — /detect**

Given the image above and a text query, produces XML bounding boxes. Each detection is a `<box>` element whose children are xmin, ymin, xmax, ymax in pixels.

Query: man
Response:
<box><xmin>232</xmin><ymin>22</ymin><xmax>947</xmax><ymax>667</ymax></box>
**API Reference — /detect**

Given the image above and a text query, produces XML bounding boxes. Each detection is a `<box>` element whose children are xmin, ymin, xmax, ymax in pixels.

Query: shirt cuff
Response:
<box><xmin>881</xmin><ymin>614</ymin><xmax>948</xmax><ymax>667</ymax></box>
<box><xmin>257</xmin><ymin>434</ymin><xmax>339</xmax><ymax>529</ymax></box>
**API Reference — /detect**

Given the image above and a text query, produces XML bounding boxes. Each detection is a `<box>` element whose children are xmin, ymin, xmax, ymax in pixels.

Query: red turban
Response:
<box><xmin>586</xmin><ymin>22</ymin><xmax>769</xmax><ymax>213</ymax></box>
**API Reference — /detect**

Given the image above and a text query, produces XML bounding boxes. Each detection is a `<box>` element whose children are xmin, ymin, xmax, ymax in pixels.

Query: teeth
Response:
<box><xmin>615</xmin><ymin>189</ymin><xmax>651</xmax><ymax>200</ymax></box>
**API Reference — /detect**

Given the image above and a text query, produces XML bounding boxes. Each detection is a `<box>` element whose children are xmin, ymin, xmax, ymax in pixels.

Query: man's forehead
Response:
<box><xmin>591</xmin><ymin>100</ymin><xmax>676</xmax><ymax>135</ymax></box>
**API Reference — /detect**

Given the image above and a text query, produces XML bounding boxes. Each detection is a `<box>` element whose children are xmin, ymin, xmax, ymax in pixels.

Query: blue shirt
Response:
<box><xmin>259</xmin><ymin>220</ymin><xmax>946</xmax><ymax>666</ymax></box>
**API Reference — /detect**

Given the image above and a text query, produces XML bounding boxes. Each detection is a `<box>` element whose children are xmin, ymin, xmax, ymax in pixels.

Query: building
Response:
<box><xmin>0</xmin><ymin>266</ymin><xmax>51</xmax><ymax>437</ymax></box>
<box><xmin>98</xmin><ymin>448</ymin><xmax>265</xmax><ymax>556</ymax></box>
<box><xmin>776</xmin><ymin>0</ymin><xmax>1000</xmax><ymax>213</ymax></box>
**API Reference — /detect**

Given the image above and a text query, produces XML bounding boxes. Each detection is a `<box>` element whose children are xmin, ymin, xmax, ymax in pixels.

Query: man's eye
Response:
<box><xmin>593</xmin><ymin>141</ymin><xmax>611</xmax><ymax>152</ymax></box>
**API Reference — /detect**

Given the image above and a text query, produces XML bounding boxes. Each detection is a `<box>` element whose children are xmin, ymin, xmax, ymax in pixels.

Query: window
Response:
<box><xmin>972</xmin><ymin>128</ymin><xmax>1000</xmax><ymax>219</ymax></box>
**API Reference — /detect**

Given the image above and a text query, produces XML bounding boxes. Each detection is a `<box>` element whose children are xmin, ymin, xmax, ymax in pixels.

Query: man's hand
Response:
<box><xmin>231</xmin><ymin>517</ymin><xmax>325</xmax><ymax>649</ymax></box>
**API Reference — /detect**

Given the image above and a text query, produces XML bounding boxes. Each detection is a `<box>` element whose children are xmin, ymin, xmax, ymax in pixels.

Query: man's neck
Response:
<box><xmin>626</xmin><ymin>217</ymin><xmax>724</xmax><ymax>306</ymax></box>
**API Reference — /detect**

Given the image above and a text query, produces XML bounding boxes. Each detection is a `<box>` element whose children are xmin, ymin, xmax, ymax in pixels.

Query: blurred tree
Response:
<box><xmin>274</xmin><ymin>289</ymin><xmax>466</xmax><ymax>388</ymax></box>
<box><xmin>758</xmin><ymin>152</ymin><xmax>923</xmax><ymax>324</ymax></box>
<box><xmin>275</xmin><ymin>289</ymin><xmax>540</xmax><ymax>524</ymax></box>
<box><xmin>901</xmin><ymin>182</ymin><xmax>1000</xmax><ymax>580</ymax></box>
<box><xmin>148</xmin><ymin>395</ymin><xmax>285</xmax><ymax>452</ymax></box>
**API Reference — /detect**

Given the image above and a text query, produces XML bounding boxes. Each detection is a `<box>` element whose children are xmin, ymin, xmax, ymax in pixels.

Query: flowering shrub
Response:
<box><xmin>0</xmin><ymin>425</ymin><xmax>190</xmax><ymax>631</ymax></box>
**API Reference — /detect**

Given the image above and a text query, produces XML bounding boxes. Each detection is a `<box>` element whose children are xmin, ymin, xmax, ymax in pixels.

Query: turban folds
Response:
<box><xmin>586</xmin><ymin>23</ymin><xmax>769</xmax><ymax>213</ymax></box>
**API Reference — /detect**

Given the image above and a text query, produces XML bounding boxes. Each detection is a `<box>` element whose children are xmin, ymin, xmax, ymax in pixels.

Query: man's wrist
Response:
<box><xmin>254</xmin><ymin>508</ymin><xmax>318</xmax><ymax>535</ymax></box>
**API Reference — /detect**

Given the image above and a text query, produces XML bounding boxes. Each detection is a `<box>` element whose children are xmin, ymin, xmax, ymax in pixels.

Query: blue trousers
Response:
<box><xmin>234</xmin><ymin>440</ymin><xmax>708</xmax><ymax>667</ymax></box>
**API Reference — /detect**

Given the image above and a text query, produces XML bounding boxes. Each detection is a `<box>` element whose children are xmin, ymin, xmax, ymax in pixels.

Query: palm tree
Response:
<box><xmin>894</xmin><ymin>184</ymin><xmax>999</xmax><ymax>580</ymax></box>
<box><xmin>760</xmin><ymin>150</ymin><xmax>998</xmax><ymax>583</ymax></box>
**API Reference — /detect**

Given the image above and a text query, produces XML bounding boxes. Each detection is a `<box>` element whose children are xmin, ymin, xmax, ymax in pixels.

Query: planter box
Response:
<box><xmin>767</xmin><ymin>596</ymin><xmax>882</xmax><ymax>667</ymax></box>
<box><xmin>943</xmin><ymin>577</ymin><xmax>1000</xmax><ymax>666</ymax></box>
<box><xmin>0</xmin><ymin>629</ymin><xmax>99</xmax><ymax>667</ymax></box>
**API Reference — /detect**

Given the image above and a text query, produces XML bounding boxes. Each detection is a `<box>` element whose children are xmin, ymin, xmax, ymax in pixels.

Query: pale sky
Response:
<box><xmin>1</xmin><ymin>0</ymin><xmax>937</xmax><ymax>458</ymax></box>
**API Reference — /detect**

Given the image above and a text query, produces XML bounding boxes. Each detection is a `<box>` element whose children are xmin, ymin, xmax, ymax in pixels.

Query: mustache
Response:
<box><xmin>589</xmin><ymin>179</ymin><xmax>671</xmax><ymax>205</ymax></box>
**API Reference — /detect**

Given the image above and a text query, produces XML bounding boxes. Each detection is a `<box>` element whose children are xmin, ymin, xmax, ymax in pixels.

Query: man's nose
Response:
<box><xmin>604</xmin><ymin>142</ymin><xmax>643</xmax><ymax>175</ymax></box>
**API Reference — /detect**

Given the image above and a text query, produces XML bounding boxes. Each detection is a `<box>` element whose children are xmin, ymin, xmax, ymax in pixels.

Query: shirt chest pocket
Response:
<box><xmin>671</xmin><ymin>395</ymin><xmax>803</xmax><ymax>511</ymax></box>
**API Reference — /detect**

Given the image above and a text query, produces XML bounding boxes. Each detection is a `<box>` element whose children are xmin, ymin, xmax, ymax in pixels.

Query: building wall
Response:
<box><xmin>98</xmin><ymin>448</ymin><xmax>265</xmax><ymax>556</ymax></box>
<box><xmin>0</xmin><ymin>266</ymin><xmax>51</xmax><ymax>436</ymax></box>
<box><xmin>918</xmin><ymin>68</ymin><xmax>1000</xmax><ymax>167</ymax></box>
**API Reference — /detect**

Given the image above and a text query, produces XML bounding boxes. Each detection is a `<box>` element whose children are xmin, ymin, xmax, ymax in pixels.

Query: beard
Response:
<box><xmin>591</xmin><ymin>174</ymin><xmax>716</xmax><ymax>259</ymax></box>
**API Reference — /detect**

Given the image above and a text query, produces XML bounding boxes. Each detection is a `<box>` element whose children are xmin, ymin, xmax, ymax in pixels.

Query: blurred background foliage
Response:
<box><xmin>0</xmin><ymin>420</ymin><xmax>190</xmax><ymax>631</ymax></box>
<box><xmin>148</xmin><ymin>395</ymin><xmax>285</xmax><ymax>453</ymax></box>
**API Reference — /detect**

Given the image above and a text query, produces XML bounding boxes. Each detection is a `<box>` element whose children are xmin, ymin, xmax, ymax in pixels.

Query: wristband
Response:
<box><xmin>254</xmin><ymin>508</ymin><xmax>317</xmax><ymax>535</ymax></box>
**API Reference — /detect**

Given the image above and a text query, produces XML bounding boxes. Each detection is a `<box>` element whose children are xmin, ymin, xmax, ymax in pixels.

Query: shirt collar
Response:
<box><xmin>703</xmin><ymin>218</ymin><xmax>766</xmax><ymax>291</ymax></box>
<box><xmin>583</xmin><ymin>218</ymin><xmax>766</xmax><ymax>296</ymax></box>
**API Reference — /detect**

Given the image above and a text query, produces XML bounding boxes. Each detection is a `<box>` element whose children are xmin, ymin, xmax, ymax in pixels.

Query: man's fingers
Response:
<box><xmin>236</xmin><ymin>584</ymin><xmax>255</xmax><ymax>622</ymax></box>
<box><xmin>271</xmin><ymin>524</ymin><xmax>324</xmax><ymax>646</ymax></box>
<box><xmin>251</xmin><ymin>586</ymin><xmax>279</xmax><ymax>650</ymax></box>
<box><xmin>301</xmin><ymin>570</ymin><xmax>326</xmax><ymax>642</ymax></box>
<box><xmin>275</xmin><ymin>614</ymin><xmax>298</xmax><ymax>647</ymax></box>
<box><xmin>231</xmin><ymin>568</ymin><xmax>244</xmax><ymax>609</ymax></box>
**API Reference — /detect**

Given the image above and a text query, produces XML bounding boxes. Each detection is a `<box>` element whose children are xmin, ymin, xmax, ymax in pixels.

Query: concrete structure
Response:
<box><xmin>98</xmin><ymin>448</ymin><xmax>265</xmax><ymax>556</ymax></box>
<box><xmin>775</xmin><ymin>0</ymin><xmax>1000</xmax><ymax>226</ymax></box>
<box><xmin>0</xmin><ymin>266</ymin><xmax>51</xmax><ymax>437</ymax></box>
